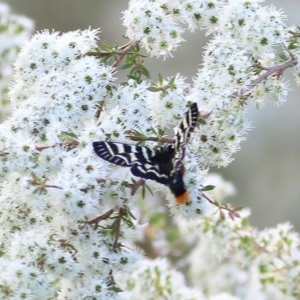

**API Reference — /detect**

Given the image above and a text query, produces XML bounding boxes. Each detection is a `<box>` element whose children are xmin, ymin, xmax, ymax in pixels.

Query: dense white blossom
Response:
<box><xmin>0</xmin><ymin>28</ymin><xmax>141</xmax><ymax>298</ymax></box>
<box><xmin>0</xmin><ymin>0</ymin><xmax>299</xmax><ymax>299</ymax></box>
<box><xmin>0</xmin><ymin>3</ymin><xmax>34</xmax><ymax>121</ymax></box>
<box><xmin>219</xmin><ymin>0</ymin><xmax>287</xmax><ymax>55</ymax></box>
<box><xmin>117</xmin><ymin>258</ymin><xmax>205</xmax><ymax>300</ymax></box>
<box><xmin>146</xmin><ymin>74</ymin><xmax>190</xmax><ymax>128</ymax></box>
<box><xmin>123</xmin><ymin>0</ymin><xmax>184</xmax><ymax>58</ymax></box>
<box><xmin>185</xmin><ymin>210</ymin><xmax>300</xmax><ymax>299</ymax></box>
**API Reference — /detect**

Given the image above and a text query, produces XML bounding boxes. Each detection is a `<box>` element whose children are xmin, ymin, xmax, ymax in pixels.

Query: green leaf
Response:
<box><xmin>220</xmin><ymin>210</ymin><xmax>225</xmax><ymax>221</ymax></box>
<box><xmin>141</xmin><ymin>184</ymin><xmax>146</xmax><ymax>199</ymax></box>
<box><xmin>140</xmin><ymin>66</ymin><xmax>150</xmax><ymax>78</ymax></box>
<box><xmin>120</xmin><ymin>63</ymin><xmax>133</xmax><ymax>70</ymax></box>
<box><xmin>60</xmin><ymin>131</ymin><xmax>78</xmax><ymax>142</ymax></box>
<box><xmin>157</xmin><ymin>73</ymin><xmax>163</xmax><ymax>85</ymax></box>
<box><xmin>145</xmin><ymin>183</ymin><xmax>154</xmax><ymax>195</ymax></box>
<box><xmin>149</xmin><ymin>212</ymin><xmax>165</xmax><ymax>226</ymax></box>
<box><xmin>148</xmin><ymin>86</ymin><xmax>161</xmax><ymax>92</ymax></box>
<box><xmin>202</xmin><ymin>185</ymin><xmax>215</xmax><ymax>191</ymax></box>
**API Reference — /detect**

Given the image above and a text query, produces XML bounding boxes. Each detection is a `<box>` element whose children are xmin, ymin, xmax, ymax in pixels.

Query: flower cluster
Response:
<box><xmin>0</xmin><ymin>3</ymin><xmax>33</xmax><ymax>121</ymax></box>
<box><xmin>122</xmin><ymin>176</ymin><xmax>300</xmax><ymax>299</ymax></box>
<box><xmin>0</xmin><ymin>0</ymin><xmax>299</xmax><ymax>299</ymax></box>
<box><xmin>117</xmin><ymin>258</ymin><xmax>205</xmax><ymax>300</ymax></box>
<box><xmin>122</xmin><ymin>0</ymin><xmax>224</xmax><ymax>58</ymax></box>
<box><xmin>0</xmin><ymin>28</ymin><xmax>141</xmax><ymax>299</ymax></box>
<box><xmin>185</xmin><ymin>211</ymin><xmax>300</xmax><ymax>299</ymax></box>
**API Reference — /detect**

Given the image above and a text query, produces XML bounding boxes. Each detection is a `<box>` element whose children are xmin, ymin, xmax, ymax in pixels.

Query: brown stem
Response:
<box><xmin>231</xmin><ymin>52</ymin><xmax>297</xmax><ymax>100</ymax></box>
<box><xmin>126</xmin><ymin>135</ymin><xmax>173</xmax><ymax>144</ymax></box>
<box><xmin>288</xmin><ymin>30</ymin><xmax>300</xmax><ymax>38</ymax></box>
<box><xmin>83</xmin><ymin>208</ymin><xmax>115</xmax><ymax>226</ymax></box>
<box><xmin>235</xmin><ymin>231</ymin><xmax>293</xmax><ymax>269</ymax></box>
<box><xmin>88</xmin><ymin>40</ymin><xmax>136</xmax><ymax>56</ymax></box>
<box><xmin>130</xmin><ymin>178</ymin><xmax>145</xmax><ymax>195</ymax></box>
<box><xmin>45</xmin><ymin>184</ymin><xmax>63</xmax><ymax>189</ymax></box>
<box><xmin>35</xmin><ymin>141</ymin><xmax>78</xmax><ymax>152</ymax></box>
<box><xmin>112</xmin><ymin>39</ymin><xmax>140</xmax><ymax>69</ymax></box>
<box><xmin>113</xmin><ymin>207</ymin><xmax>124</xmax><ymax>250</ymax></box>
<box><xmin>203</xmin><ymin>192</ymin><xmax>240</xmax><ymax>219</ymax></box>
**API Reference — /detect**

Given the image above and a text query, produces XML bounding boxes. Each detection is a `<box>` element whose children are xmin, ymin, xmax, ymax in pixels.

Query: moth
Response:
<box><xmin>93</xmin><ymin>103</ymin><xmax>199</xmax><ymax>204</ymax></box>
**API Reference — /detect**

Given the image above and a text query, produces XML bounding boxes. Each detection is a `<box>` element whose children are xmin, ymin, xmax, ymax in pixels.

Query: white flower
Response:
<box><xmin>99</xmin><ymin>80</ymin><xmax>153</xmax><ymax>141</ymax></box>
<box><xmin>219</xmin><ymin>0</ymin><xmax>288</xmax><ymax>55</ymax></box>
<box><xmin>0</xmin><ymin>3</ymin><xmax>34</xmax><ymax>121</ymax></box>
<box><xmin>123</xmin><ymin>0</ymin><xmax>184</xmax><ymax>58</ymax></box>
<box><xmin>117</xmin><ymin>258</ymin><xmax>205</xmax><ymax>299</ymax></box>
<box><xmin>146</xmin><ymin>74</ymin><xmax>190</xmax><ymax>128</ymax></box>
<box><xmin>0</xmin><ymin>1</ymin><xmax>298</xmax><ymax>299</ymax></box>
<box><xmin>9</xmin><ymin>30</ymin><xmax>114</xmax><ymax>146</ymax></box>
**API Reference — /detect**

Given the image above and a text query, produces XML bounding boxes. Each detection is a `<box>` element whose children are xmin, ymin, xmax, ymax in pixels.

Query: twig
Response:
<box><xmin>203</xmin><ymin>192</ymin><xmax>240</xmax><ymax>220</ymax></box>
<box><xmin>231</xmin><ymin>49</ymin><xmax>297</xmax><ymax>100</ymax></box>
<box><xmin>112</xmin><ymin>39</ymin><xmax>140</xmax><ymax>68</ymax></box>
<box><xmin>235</xmin><ymin>230</ymin><xmax>293</xmax><ymax>270</ymax></box>
<box><xmin>87</xmin><ymin>40</ymin><xmax>136</xmax><ymax>56</ymax></box>
<box><xmin>82</xmin><ymin>208</ymin><xmax>115</xmax><ymax>227</ymax></box>
<box><xmin>35</xmin><ymin>141</ymin><xmax>78</xmax><ymax>152</ymax></box>
<box><xmin>126</xmin><ymin>135</ymin><xmax>173</xmax><ymax>144</ymax></box>
<box><xmin>45</xmin><ymin>184</ymin><xmax>63</xmax><ymax>189</ymax></box>
<box><xmin>130</xmin><ymin>178</ymin><xmax>145</xmax><ymax>195</ymax></box>
<box><xmin>88</xmin><ymin>39</ymin><xmax>140</xmax><ymax>69</ymax></box>
<box><xmin>288</xmin><ymin>30</ymin><xmax>300</xmax><ymax>38</ymax></box>
<box><xmin>113</xmin><ymin>207</ymin><xmax>124</xmax><ymax>250</ymax></box>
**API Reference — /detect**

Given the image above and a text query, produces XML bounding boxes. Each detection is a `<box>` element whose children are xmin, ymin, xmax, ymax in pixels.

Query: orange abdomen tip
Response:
<box><xmin>175</xmin><ymin>190</ymin><xmax>190</xmax><ymax>204</ymax></box>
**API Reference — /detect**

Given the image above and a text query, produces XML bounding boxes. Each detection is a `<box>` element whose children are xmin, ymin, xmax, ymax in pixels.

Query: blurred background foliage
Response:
<box><xmin>7</xmin><ymin>0</ymin><xmax>300</xmax><ymax>230</ymax></box>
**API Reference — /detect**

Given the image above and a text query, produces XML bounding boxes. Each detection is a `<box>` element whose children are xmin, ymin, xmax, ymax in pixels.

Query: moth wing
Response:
<box><xmin>93</xmin><ymin>141</ymin><xmax>154</xmax><ymax>167</ymax></box>
<box><xmin>130</xmin><ymin>163</ymin><xmax>169</xmax><ymax>185</ymax></box>
<box><xmin>173</xmin><ymin>102</ymin><xmax>199</xmax><ymax>152</ymax></box>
